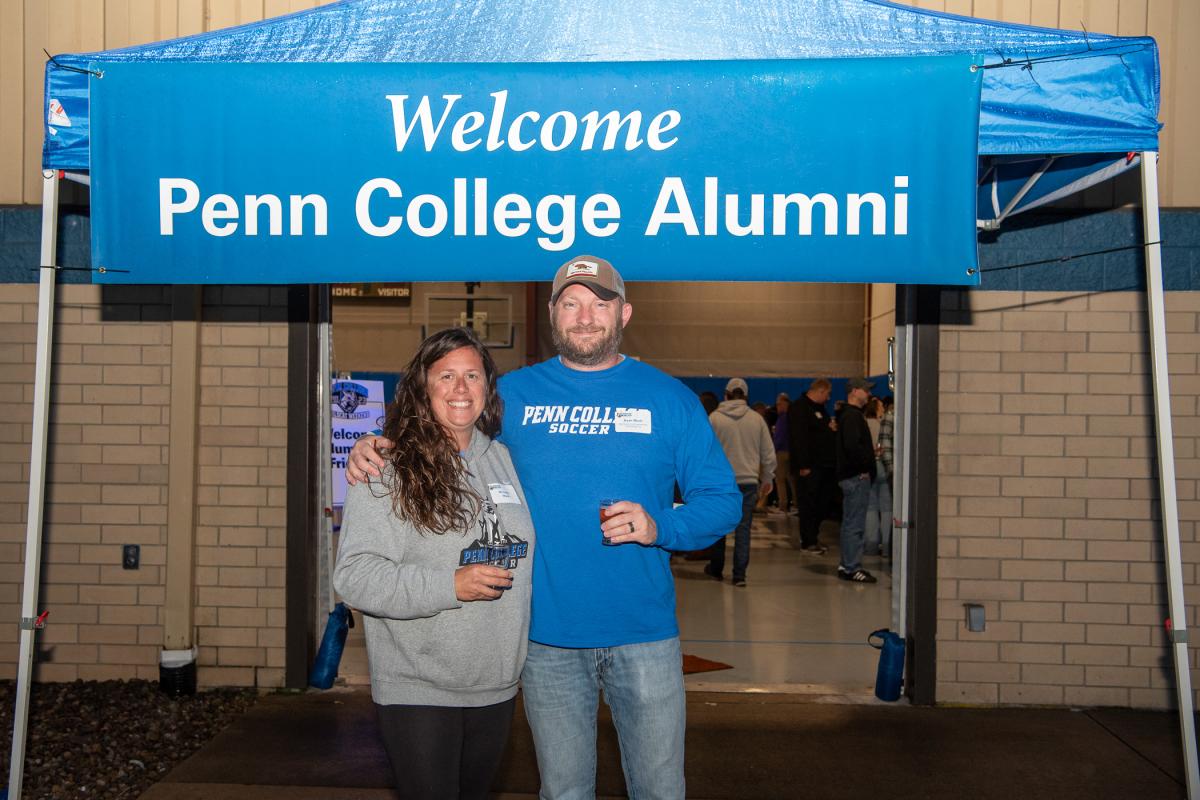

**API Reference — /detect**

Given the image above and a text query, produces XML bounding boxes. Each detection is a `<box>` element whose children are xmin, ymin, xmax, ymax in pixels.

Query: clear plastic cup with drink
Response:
<box><xmin>600</xmin><ymin>499</ymin><xmax>620</xmax><ymax>546</ymax></box>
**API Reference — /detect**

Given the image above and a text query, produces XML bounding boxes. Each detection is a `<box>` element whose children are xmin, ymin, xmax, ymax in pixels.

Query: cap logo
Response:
<box><xmin>565</xmin><ymin>260</ymin><xmax>600</xmax><ymax>278</ymax></box>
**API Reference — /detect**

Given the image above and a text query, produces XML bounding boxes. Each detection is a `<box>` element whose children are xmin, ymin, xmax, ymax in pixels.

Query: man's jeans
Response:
<box><xmin>709</xmin><ymin>483</ymin><xmax>758</xmax><ymax>581</ymax></box>
<box><xmin>838</xmin><ymin>475</ymin><xmax>871</xmax><ymax>572</ymax></box>
<box><xmin>865</xmin><ymin>470</ymin><xmax>892</xmax><ymax>557</ymax></box>
<box><xmin>522</xmin><ymin>637</ymin><xmax>686</xmax><ymax>800</ymax></box>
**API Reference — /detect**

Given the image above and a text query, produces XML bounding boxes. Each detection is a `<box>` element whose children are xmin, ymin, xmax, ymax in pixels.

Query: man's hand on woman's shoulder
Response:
<box><xmin>347</xmin><ymin>434</ymin><xmax>394</xmax><ymax>484</ymax></box>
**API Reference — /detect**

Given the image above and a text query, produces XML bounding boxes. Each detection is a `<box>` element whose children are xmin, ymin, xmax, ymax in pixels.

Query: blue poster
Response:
<box><xmin>330</xmin><ymin>379</ymin><xmax>385</xmax><ymax>508</ymax></box>
<box><xmin>89</xmin><ymin>57</ymin><xmax>981</xmax><ymax>284</ymax></box>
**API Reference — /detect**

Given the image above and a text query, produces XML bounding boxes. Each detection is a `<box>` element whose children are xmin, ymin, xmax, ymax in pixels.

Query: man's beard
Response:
<box><xmin>551</xmin><ymin>313</ymin><xmax>623</xmax><ymax>366</ymax></box>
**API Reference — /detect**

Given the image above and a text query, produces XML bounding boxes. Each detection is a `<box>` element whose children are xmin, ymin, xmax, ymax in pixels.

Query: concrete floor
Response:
<box><xmin>139</xmin><ymin>686</ymin><xmax>1190</xmax><ymax>799</ymax></box>
<box><xmin>146</xmin><ymin>513</ymin><xmax>1186</xmax><ymax>798</ymax></box>
<box><xmin>677</xmin><ymin>513</ymin><xmax>892</xmax><ymax>694</ymax></box>
<box><xmin>341</xmin><ymin>512</ymin><xmax>894</xmax><ymax>696</ymax></box>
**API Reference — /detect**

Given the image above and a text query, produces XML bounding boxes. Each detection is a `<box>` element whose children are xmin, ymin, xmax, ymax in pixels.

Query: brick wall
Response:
<box><xmin>0</xmin><ymin>284</ymin><xmax>289</xmax><ymax>687</ymax></box>
<box><xmin>938</xmin><ymin>289</ymin><xmax>1200</xmax><ymax>708</ymax></box>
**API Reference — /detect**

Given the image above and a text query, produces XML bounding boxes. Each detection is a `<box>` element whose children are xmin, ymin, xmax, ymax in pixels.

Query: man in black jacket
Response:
<box><xmin>836</xmin><ymin>377</ymin><xmax>878</xmax><ymax>583</ymax></box>
<box><xmin>787</xmin><ymin>378</ymin><xmax>836</xmax><ymax>555</ymax></box>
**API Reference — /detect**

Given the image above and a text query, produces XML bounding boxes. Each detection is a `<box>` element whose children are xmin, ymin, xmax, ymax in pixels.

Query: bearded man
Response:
<box><xmin>347</xmin><ymin>255</ymin><xmax>740</xmax><ymax>799</ymax></box>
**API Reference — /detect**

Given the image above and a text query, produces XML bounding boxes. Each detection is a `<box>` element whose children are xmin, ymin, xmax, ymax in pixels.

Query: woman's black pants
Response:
<box><xmin>375</xmin><ymin>697</ymin><xmax>516</xmax><ymax>799</ymax></box>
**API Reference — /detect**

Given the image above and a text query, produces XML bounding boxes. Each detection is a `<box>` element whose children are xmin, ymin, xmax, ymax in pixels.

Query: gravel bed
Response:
<box><xmin>0</xmin><ymin>679</ymin><xmax>257</xmax><ymax>800</ymax></box>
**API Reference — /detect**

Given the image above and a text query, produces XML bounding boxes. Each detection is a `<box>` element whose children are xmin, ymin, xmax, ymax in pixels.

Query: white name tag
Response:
<box><xmin>614</xmin><ymin>408</ymin><xmax>652</xmax><ymax>435</ymax></box>
<box><xmin>488</xmin><ymin>483</ymin><xmax>522</xmax><ymax>505</ymax></box>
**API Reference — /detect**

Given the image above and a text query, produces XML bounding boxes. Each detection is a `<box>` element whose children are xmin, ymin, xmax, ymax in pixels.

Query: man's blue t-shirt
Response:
<box><xmin>499</xmin><ymin>356</ymin><xmax>740</xmax><ymax>648</ymax></box>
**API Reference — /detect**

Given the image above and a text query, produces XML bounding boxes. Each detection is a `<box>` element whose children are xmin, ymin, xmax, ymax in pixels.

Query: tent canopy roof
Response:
<box><xmin>44</xmin><ymin>0</ymin><xmax>1159</xmax><ymax>169</ymax></box>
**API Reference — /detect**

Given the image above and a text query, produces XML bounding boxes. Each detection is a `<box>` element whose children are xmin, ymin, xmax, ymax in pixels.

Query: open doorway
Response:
<box><xmin>322</xmin><ymin>279</ymin><xmax>907</xmax><ymax>696</ymax></box>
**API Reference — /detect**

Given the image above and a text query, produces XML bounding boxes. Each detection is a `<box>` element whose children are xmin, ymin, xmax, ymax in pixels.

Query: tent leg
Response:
<box><xmin>316</xmin><ymin>287</ymin><xmax>334</xmax><ymax>636</ymax></box>
<box><xmin>1140</xmin><ymin>151</ymin><xmax>1199</xmax><ymax>799</ymax></box>
<box><xmin>8</xmin><ymin>170</ymin><xmax>61</xmax><ymax>800</ymax></box>
<box><xmin>892</xmin><ymin>290</ymin><xmax>916</xmax><ymax>639</ymax></box>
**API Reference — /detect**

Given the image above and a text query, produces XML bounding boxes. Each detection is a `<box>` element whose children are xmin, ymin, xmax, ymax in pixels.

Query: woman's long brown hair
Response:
<box><xmin>380</xmin><ymin>327</ymin><xmax>503</xmax><ymax>534</ymax></box>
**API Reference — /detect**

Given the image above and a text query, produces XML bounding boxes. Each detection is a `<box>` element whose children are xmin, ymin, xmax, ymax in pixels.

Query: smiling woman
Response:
<box><xmin>427</xmin><ymin>346</ymin><xmax>487</xmax><ymax>451</ymax></box>
<box><xmin>332</xmin><ymin>326</ymin><xmax>536</xmax><ymax>800</ymax></box>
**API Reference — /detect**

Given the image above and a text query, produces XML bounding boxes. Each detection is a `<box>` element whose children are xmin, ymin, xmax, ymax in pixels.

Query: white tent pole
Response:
<box><xmin>8</xmin><ymin>169</ymin><xmax>61</xmax><ymax>800</ymax></box>
<box><xmin>1140</xmin><ymin>150</ymin><xmax>1199</xmax><ymax>799</ymax></box>
<box><xmin>317</xmin><ymin>296</ymin><xmax>334</xmax><ymax>632</ymax></box>
<box><xmin>892</xmin><ymin>290</ymin><xmax>915</xmax><ymax>639</ymax></box>
<box><xmin>980</xmin><ymin>155</ymin><xmax>1057</xmax><ymax>231</ymax></box>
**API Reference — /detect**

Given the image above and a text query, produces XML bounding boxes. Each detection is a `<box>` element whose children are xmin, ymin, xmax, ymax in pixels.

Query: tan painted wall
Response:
<box><xmin>1</xmin><ymin>1</ymin><xmax>1196</xmax><ymax>206</ymax></box>
<box><xmin>937</xmin><ymin>289</ymin><xmax>1199</xmax><ymax>708</ymax></box>
<box><xmin>333</xmin><ymin>282</ymin><xmax>533</xmax><ymax>377</ymax></box>
<box><xmin>617</xmin><ymin>282</ymin><xmax>865</xmax><ymax>378</ymax></box>
<box><xmin>332</xmin><ymin>281</ymin><xmax>867</xmax><ymax>380</ymax></box>
<box><xmin>0</xmin><ymin>284</ymin><xmax>289</xmax><ymax>687</ymax></box>
<box><xmin>867</xmin><ymin>284</ymin><xmax>896</xmax><ymax>378</ymax></box>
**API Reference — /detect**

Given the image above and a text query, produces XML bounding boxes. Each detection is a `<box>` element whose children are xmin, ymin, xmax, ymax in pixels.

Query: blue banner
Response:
<box><xmin>89</xmin><ymin>58</ymin><xmax>981</xmax><ymax>284</ymax></box>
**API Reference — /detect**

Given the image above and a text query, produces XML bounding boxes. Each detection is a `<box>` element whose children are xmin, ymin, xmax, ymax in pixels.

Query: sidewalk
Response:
<box><xmin>139</xmin><ymin>686</ymin><xmax>1189</xmax><ymax>799</ymax></box>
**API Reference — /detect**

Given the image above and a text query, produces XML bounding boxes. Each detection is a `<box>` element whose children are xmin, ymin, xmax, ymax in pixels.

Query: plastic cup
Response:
<box><xmin>600</xmin><ymin>499</ymin><xmax>620</xmax><ymax>546</ymax></box>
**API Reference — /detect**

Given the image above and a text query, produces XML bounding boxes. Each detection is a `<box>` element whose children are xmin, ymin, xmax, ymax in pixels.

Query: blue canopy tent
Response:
<box><xmin>42</xmin><ymin>0</ymin><xmax>1160</xmax><ymax>174</ymax></box>
<box><xmin>38</xmin><ymin>1</ymin><xmax>1162</xmax><ymax>239</ymax></box>
<box><xmin>15</xmin><ymin>1</ymin><xmax>1186</xmax><ymax>797</ymax></box>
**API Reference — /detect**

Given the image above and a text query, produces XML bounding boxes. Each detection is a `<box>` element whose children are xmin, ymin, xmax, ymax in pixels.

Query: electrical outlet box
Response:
<box><xmin>964</xmin><ymin>603</ymin><xmax>986</xmax><ymax>632</ymax></box>
<box><xmin>122</xmin><ymin>544</ymin><xmax>140</xmax><ymax>570</ymax></box>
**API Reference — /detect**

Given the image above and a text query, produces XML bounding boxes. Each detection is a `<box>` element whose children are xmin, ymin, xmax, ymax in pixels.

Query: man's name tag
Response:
<box><xmin>614</xmin><ymin>408</ymin><xmax>652</xmax><ymax>435</ymax></box>
<box><xmin>488</xmin><ymin>483</ymin><xmax>522</xmax><ymax>505</ymax></box>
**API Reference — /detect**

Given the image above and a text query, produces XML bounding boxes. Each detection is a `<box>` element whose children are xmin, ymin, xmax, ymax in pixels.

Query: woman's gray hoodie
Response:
<box><xmin>333</xmin><ymin>428</ymin><xmax>535</xmax><ymax>707</ymax></box>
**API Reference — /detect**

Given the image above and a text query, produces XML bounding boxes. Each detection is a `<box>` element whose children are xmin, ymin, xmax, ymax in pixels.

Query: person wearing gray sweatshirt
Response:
<box><xmin>333</xmin><ymin>328</ymin><xmax>535</xmax><ymax>800</ymax></box>
<box><xmin>706</xmin><ymin>378</ymin><xmax>776</xmax><ymax>586</ymax></box>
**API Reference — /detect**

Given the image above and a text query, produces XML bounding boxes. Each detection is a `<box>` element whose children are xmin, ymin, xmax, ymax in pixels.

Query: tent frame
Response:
<box><xmin>9</xmin><ymin>169</ymin><xmax>60</xmax><ymax>800</ymax></box>
<box><xmin>10</xmin><ymin>153</ymin><xmax>1199</xmax><ymax>798</ymax></box>
<box><xmin>1139</xmin><ymin>152</ymin><xmax>1198</xmax><ymax>797</ymax></box>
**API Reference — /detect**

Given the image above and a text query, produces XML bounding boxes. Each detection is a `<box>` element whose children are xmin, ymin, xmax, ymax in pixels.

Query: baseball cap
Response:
<box><xmin>725</xmin><ymin>378</ymin><xmax>749</xmax><ymax>395</ymax></box>
<box><xmin>846</xmin><ymin>377</ymin><xmax>874</xmax><ymax>391</ymax></box>
<box><xmin>551</xmin><ymin>255</ymin><xmax>625</xmax><ymax>303</ymax></box>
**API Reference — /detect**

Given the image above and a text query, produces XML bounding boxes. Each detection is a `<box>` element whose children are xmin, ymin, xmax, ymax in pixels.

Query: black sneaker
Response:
<box><xmin>837</xmin><ymin>567</ymin><xmax>877</xmax><ymax>583</ymax></box>
<box><xmin>732</xmin><ymin>578</ymin><xmax>747</xmax><ymax>587</ymax></box>
<box><xmin>801</xmin><ymin>544</ymin><xmax>828</xmax><ymax>555</ymax></box>
<box><xmin>703</xmin><ymin>564</ymin><xmax>723</xmax><ymax>581</ymax></box>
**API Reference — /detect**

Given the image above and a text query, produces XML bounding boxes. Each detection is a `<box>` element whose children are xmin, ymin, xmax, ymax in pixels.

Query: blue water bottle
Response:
<box><xmin>869</xmin><ymin>628</ymin><xmax>905</xmax><ymax>702</ymax></box>
<box><xmin>310</xmin><ymin>602</ymin><xmax>354</xmax><ymax>689</ymax></box>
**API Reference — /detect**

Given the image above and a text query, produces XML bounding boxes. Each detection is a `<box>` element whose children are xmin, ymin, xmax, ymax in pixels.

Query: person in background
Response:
<box><xmin>750</xmin><ymin>402</ymin><xmax>775</xmax><ymax>512</ymax></box>
<box><xmin>333</xmin><ymin>327</ymin><xmax>535</xmax><ymax>800</ymax></box>
<box><xmin>788</xmin><ymin>378</ymin><xmax>837</xmax><ymax>555</ymax></box>
<box><xmin>699</xmin><ymin>390</ymin><xmax>720</xmax><ymax>416</ymax></box>
<box><xmin>864</xmin><ymin>397</ymin><xmax>884</xmax><ymax>443</ymax></box>
<box><xmin>772</xmin><ymin>393</ymin><xmax>792</xmax><ymax>516</ymax></box>
<box><xmin>835</xmin><ymin>378</ymin><xmax>878</xmax><ymax>583</ymax></box>
<box><xmin>706</xmin><ymin>378</ymin><xmax>775</xmax><ymax>587</ymax></box>
<box><xmin>863</xmin><ymin>397</ymin><xmax>891</xmax><ymax>559</ymax></box>
<box><xmin>347</xmin><ymin>255</ymin><xmax>740</xmax><ymax>800</ymax></box>
<box><xmin>877</xmin><ymin>400</ymin><xmax>896</xmax><ymax>559</ymax></box>
<box><xmin>753</xmin><ymin>400</ymin><xmax>777</xmax><ymax>429</ymax></box>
